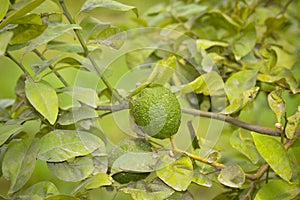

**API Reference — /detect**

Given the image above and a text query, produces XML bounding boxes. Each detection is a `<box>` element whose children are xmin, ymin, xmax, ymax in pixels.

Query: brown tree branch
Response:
<box><xmin>96</xmin><ymin>104</ymin><xmax>282</xmax><ymax>136</ymax></box>
<box><xmin>182</xmin><ymin>108</ymin><xmax>281</xmax><ymax>136</ymax></box>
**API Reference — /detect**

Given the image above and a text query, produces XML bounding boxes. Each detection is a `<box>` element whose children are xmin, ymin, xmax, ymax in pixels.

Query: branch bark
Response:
<box><xmin>182</xmin><ymin>108</ymin><xmax>281</xmax><ymax>136</ymax></box>
<box><xmin>96</xmin><ymin>104</ymin><xmax>282</xmax><ymax>136</ymax></box>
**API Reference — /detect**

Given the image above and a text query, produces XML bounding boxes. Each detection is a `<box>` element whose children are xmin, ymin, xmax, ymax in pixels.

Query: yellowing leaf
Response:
<box><xmin>252</xmin><ymin>132</ymin><xmax>293</xmax><ymax>182</ymax></box>
<box><xmin>84</xmin><ymin>173</ymin><xmax>112</xmax><ymax>190</ymax></box>
<box><xmin>25</xmin><ymin>80</ymin><xmax>58</xmax><ymax>125</ymax></box>
<box><xmin>196</xmin><ymin>39</ymin><xmax>228</xmax><ymax>50</ymax></box>
<box><xmin>285</xmin><ymin>106</ymin><xmax>300</xmax><ymax>139</ymax></box>
<box><xmin>181</xmin><ymin>71</ymin><xmax>225</xmax><ymax>96</ymax></box>
<box><xmin>147</xmin><ymin>55</ymin><xmax>177</xmax><ymax>85</ymax></box>
<box><xmin>268</xmin><ymin>90</ymin><xmax>285</xmax><ymax>124</ymax></box>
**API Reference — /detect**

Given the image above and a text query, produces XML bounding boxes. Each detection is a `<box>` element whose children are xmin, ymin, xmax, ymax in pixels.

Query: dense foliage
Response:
<box><xmin>0</xmin><ymin>0</ymin><xmax>300</xmax><ymax>199</ymax></box>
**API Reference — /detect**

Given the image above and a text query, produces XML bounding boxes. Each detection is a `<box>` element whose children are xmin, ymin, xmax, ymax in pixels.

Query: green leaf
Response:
<box><xmin>12</xmin><ymin>13</ymin><xmax>43</xmax><ymax>25</ymax></box>
<box><xmin>25</xmin><ymin>23</ymin><xmax>81</xmax><ymax>54</ymax></box>
<box><xmin>121</xmin><ymin>178</ymin><xmax>174</xmax><ymax>200</ymax></box>
<box><xmin>157</xmin><ymin>156</ymin><xmax>193</xmax><ymax>191</ymax></box>
<box><xmin>46</xmin><ymin>41</ymin><xmax>98</xmax><ymax>53</ymax></box>
<box><xmin>212</xmin><ymin>191</ymin><xmax>239</xmax><ymax>200</ymax></box>
<box><xmin>125</xmin><ymin>49</ymin><xmax>154</xmax><ymax>69</ymax></box>
<box><xmin>44</xmin><ymin>195</ymin><xmax>77</xmax><ymax>200</ymax></box>
<box><xmin>198</xmin><ymin>10</ymin><xmax>240</xmax><ymax>36</ymax></box>
<box><xmin>80</xmin><ymin>0</ymin><xmax>138</xmax><ymax>17</ymax></box>
<box><xmin>63</xmin><ymin>86</ymin><xmax>99</xmax><ymax>108</ymax></box>
<box><xmin>167</xmin><ymin>191</ymin><xmax>194</xmax><ymax>200</ymax></box>
<box><xmin>11</xmin><ymin>24</ymin><xmax>48</xmax><ymax>45</ymax></box>
<box><xmin>181</xmin><ymin>71</ymin><xmax>225</xmax><ymax>96</ymax></box>
<box><xmin>84</xmin><ymin>173</ymin><xmax>112</xmax><ymax>190</ymax></box>
<box><xmin>25</xmin><ymin>80</ymin><xmax>58</xmax><ymax>125</ymax></box>
<box><xmin>222</xmin><ymin>70</ymin><xmax>258</xmax><ymax>114</ymax></box>
<box><xmin>30</xmin><ymin>55</ymin><xmax>60</xmax><ymax>74</ymax></box>
<box><xmin>181</xmin><ymin>71</ymin><xmax>226</xmax><ymax>111</ymax></box>
<box><xmin>108</xmin><ymin>138</ymin><xmax>152</xmax><ymax>167</ymax></box>
<box><xmin>196</xmin><ymin>39</ymin><xmax>228</xmax><ymax>50</ymax></box>
<box><xmin>173</xmin><ymin>3</ymin><xmax>207</xmax><ymax>18</ymax></box>
<box><xmin>230</xmin><ymin>129</ymin><xmax>260</xmax><ymax>164</ymax></box>
<box><xmin>0</xmin><ymin>124</ymin><xmax>23</xmax><ymax>146</ymax></box>
<box><xmin>285</xmin><ymin>106</ymin><xmax>300</xmax><ymax>139</ymax></box>
<box><xmin>57</xmin><ymin>93</ymin><xmax>81</xmax><ymax>110</ymax></box>
<box><xmin>225</xmin><ymin>70</ymin><xmax>257</xmax><ymax>101</ymax></box>
<box><xmin>272</xmin><ymin>46</ymin><xmax>296</xmax><ymax>70</ymax></box>
<box><xmin>217</xmin><ymin>165</ymin><xmax>245</xmax><ymax>188</ymax></box>
<box><xmin>192</xmin><ymin>170</ymin><xmax>212</xmax><ymax>187</ymax></box>
<box><xmin>58</xmin><ymin>106</ymin><xmax>98</xmax><ymax>125</ymax></box>
<box><xmin>233</xmin><ymin>22</ymin><xmax>256</xmax><ymax>60</ymax></box>
<box><xmin>0</xmin><ymin>0</ymin><xmax>9</xmax><ymax>21</ymax></box>
<box><xmin>254</xmin><ymin>180</ymin><xmax>300</xmax><ymax>200</ymax></box>
<box><xmin>0</xmin><ymin>0</ymin><xmax>45</xmax><ymax>30</ymax></box>
<box><xmin>18</xmin><ymin>181</ymin><xmax>59</xmax><ymax>199</ymax></box>
<box><xmin>79</xmin><ymin>16</ymin><xmax>111</xmax><ymax>42</ymax></box>
<box><xmin>38</xmin><ymin>130</ymin><xmax>105</xmax><ymax>162</ymax></box>
<box><xmin>258</xmin><ymin>67</ymin><xmax>299</xmax><ymax>94</ymax></box>
<box><xmin>147</xmin><ymin>55</ymin><xmax>177</xmax><ymax>85</ymax></box>
<box><xmin>0</xmin><ymin>31</ymin><xmax>13</xmax><ymax>56</ymax></box>
<box><xmin>2</xmin><ymin>138</ymin><xmax>40</xmax><ymax>194</ymax></box>
<box><xmin>252</xmin><ymin>132</ymin><xmax>293</xmax><ymax>182</ymax></box>
<box><xmin>48</xmin><ymin>156</ymin><xmax>94</xmax><ymax>182</ymax></box>
<box><xmin>111</xmin><ymin>152</ymin><xmax>159</xmax><ymax>174</ymax></box>
<box><xmin>268</xmin><ymin>90</ymin><xmax>286</xmax><ymax>124</ymax></box>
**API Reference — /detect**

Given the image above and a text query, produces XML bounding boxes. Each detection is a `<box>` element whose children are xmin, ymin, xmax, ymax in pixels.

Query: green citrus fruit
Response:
<box><xmin>129</xmin><ymin>85</ymin><xmax>181</xmax><ymax>139</ymax></box>
<box><xmin>109</xmin><ymin>138</ymin><xmax>152</xmax><ymax>184</ymax></box>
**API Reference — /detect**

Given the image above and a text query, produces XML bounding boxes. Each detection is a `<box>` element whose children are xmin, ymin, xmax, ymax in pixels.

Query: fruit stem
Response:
<box><xmin>173</xmin><ymin>147</ymin><xmax>225</xmax><ymax>169</ymax></box>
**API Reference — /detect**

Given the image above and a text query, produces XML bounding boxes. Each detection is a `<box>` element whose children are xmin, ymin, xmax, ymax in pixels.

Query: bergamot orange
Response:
<box><xmin>129</xmin><ymin>85</ymin><xmax>181</xmax><ymax>139</ymax></box>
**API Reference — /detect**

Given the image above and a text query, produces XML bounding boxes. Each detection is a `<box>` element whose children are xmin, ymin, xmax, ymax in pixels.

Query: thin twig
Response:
<box><xmin>96</xmin><ymin>104</ymin><xmax>129</xmax><ymax>111</ymax></box>
<box><xmin>58</xmin><ymin>0</ymin><xmax>123</xmax><ymax>103</ymax></box>
<box><xmin>182</xmin><ymin>108</ymin><xmax>281</xmax><ymax>136</ymax></box>
<box><xmin>277</xmin><ymin>0</ymin><xmax>294</xmax><ymax>16</ymax></box>
<box><xmin>187</xmin><ymin>120</ymin><xmax>201</xmax><ymax>149</ymax></box>
<box><xmin>174</xmin><ymin>147</ymin><xmax>225</xmax><ymax>169</ymax></box>
<box><xmin>96</xmin><ymin>104</ymin><xmax>283</xmax><ymax>136</ymax></box>
<box><xmin>33</xmin><ymin>49</ymin><xmax>69</xmax><ymax>87</ymax></box>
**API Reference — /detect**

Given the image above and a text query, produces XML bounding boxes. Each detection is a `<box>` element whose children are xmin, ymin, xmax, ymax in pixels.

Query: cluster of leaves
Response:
<box><xmin>0</xmin><ymin>0</ymin><xmax>300</xmax><ymax>200</ymax></box>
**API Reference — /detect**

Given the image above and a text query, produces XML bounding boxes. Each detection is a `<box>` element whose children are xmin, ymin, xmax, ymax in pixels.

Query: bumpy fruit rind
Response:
<box><xmin>129</xmin><ymin>85</ymin><xmax>181</xmax><ymax>139</ymax></box>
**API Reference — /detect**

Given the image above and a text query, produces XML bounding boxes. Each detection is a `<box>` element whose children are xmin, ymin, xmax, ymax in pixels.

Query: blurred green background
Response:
<box><xmin>1</xmin><ymin>0</ymin><xmax>300</xmax><ymax>199</ymax></box>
